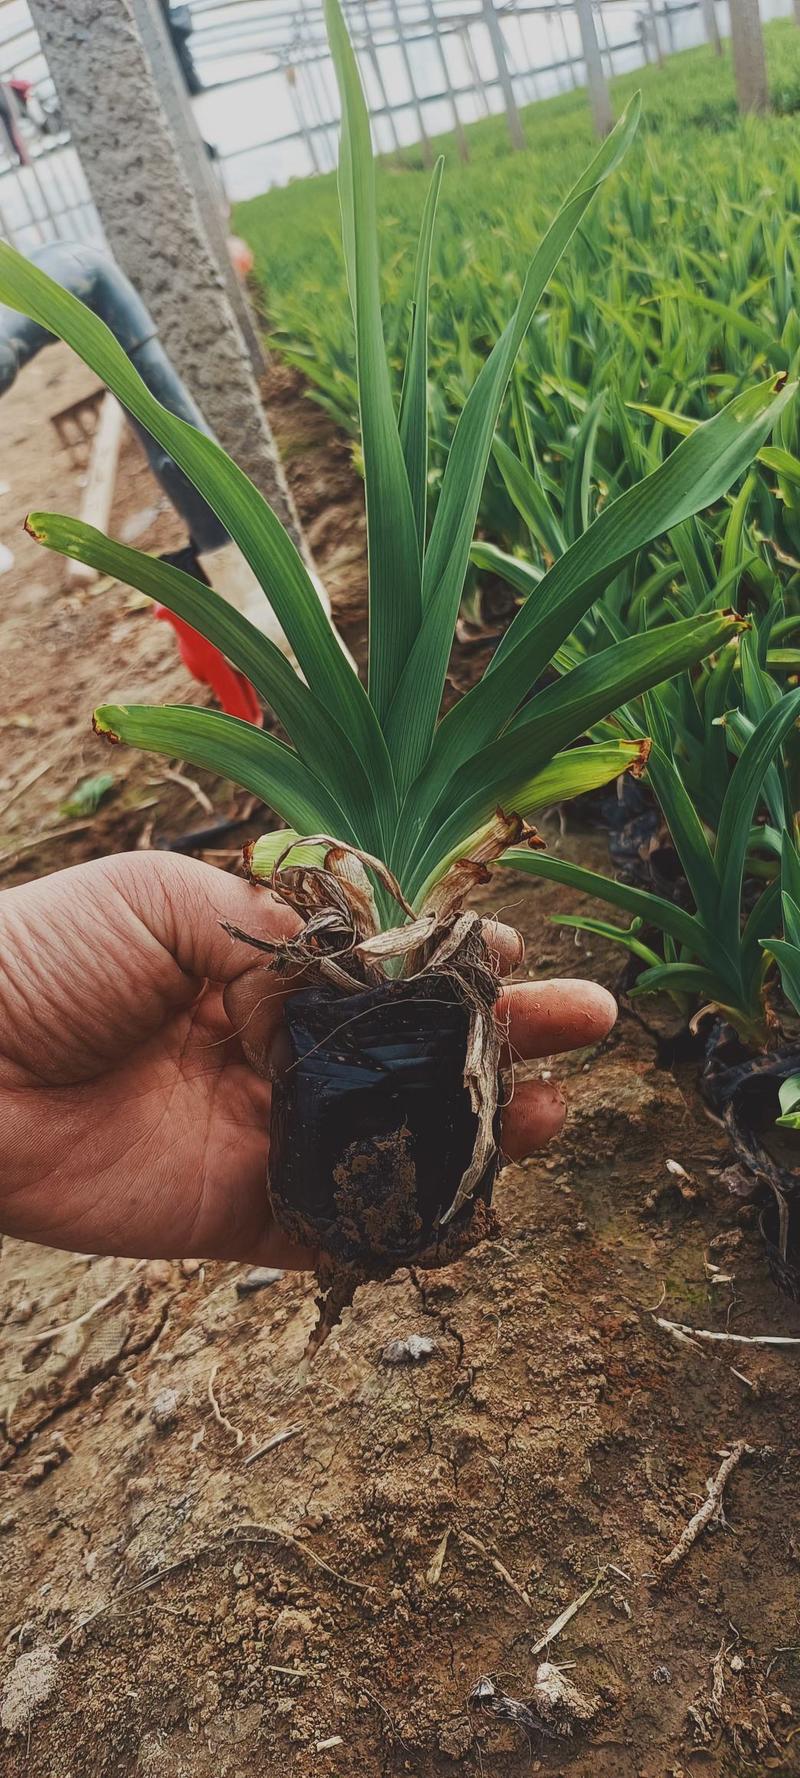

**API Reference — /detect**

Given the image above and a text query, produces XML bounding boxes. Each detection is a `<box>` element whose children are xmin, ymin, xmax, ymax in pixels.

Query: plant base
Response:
<box><xmin>702</xmin><ymin>1029</ymin><xmax>800</xmax><ymax>1299</ymax></box>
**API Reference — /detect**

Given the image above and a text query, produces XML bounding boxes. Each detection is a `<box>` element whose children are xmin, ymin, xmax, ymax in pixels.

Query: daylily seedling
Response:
<box><xmin>0</xmin><ymin>0</ymin><xmax>792</xmax><ymax>1296</ymax></box>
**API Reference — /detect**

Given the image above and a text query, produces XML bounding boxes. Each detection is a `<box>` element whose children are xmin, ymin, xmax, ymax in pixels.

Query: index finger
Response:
<box><xmin>496</xmin><ymin>978</ymin><xmax>617</xmax><ymax>1060</ymax></box>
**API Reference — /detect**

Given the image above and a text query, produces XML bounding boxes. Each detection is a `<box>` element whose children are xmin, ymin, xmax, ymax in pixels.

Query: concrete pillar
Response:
<box><xmin>728</xmin><ymin>0</ymin><xmax>769</xmax><ymax>111</ymax></box>
<box><xmin>129</xmin><ymin>0</ymin><xmax>267</xmax><ymax>377</ymax></box>
<box><xmin>574</xmin><ymin>0</ymin><xmax>613</xmax><ymax>136</ymax></box>
<box><xmin>701</xmin><ymin>0</ymin><xmax>723</xmax><ymax>55</ymax></box>
<box><xmin>480</xmin><ymin>0</ymin><xmax>526</xmax><ymax>150</ymax></box>
<box><xmin>27</xmin><ymin>0</ymin><xmax>308</xmax><ymax>553</ymax></box>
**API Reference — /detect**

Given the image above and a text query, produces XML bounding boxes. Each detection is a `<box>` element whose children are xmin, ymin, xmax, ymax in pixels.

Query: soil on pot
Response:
<box><xmin>1</xmin><ymin>353</ymin><xmax>799</xmax><ymax>1776</ymax></box>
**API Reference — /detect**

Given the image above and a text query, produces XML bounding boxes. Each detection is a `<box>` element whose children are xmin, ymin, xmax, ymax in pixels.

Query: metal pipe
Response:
<box><xmin>0</xmin><ymin>239</ymin><xmax>228</xmax><ymax>554</ymax></box>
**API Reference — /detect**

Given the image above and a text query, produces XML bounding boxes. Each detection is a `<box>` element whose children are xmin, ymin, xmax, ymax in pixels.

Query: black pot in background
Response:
<box><xmin>702</xmin><ymin>1029</ymin><xmax>800</xmax><ymax>1299</ymax></box>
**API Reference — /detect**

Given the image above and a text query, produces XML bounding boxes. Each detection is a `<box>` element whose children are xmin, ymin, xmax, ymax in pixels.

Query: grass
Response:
<box><xmin>237</xmin><ymin>20</ymin><xmax>800</xmax><ymax>567</ymax></box>
<box><xmin>235</xmin><ymin>25</ymin><xmax>800</xmax><ymax>1085</ymax></box>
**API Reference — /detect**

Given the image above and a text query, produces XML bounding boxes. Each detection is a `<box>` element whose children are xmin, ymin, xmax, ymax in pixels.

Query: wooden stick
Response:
<box><xmin>65</xmin><ymin>393</ymin><xmax>125</xmax><ymax>588</ymax></box>
<box><xmin>459</xmin><ymin>1530</ymin><xmax>533</xmax><ymax>1609</ymax></box>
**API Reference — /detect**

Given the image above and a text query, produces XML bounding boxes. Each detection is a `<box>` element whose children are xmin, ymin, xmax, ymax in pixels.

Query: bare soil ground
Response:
<box><xmin>1</xmin><ymin>351</ymin><xmax>799</xmax><ymax>1777</ymax></box>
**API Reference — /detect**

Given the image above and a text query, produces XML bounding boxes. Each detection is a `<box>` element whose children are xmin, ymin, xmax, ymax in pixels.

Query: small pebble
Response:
<box><xmin>21</xmin><ymin>1435</ymin><xmax>72</xmax><ymax>1490</ymax></box>
<box><xmin>180</xmin><ymin>1259</ymin><xmax>202</xmax><ymax>1277</ymax></box>
<box><xmin>380</xmin><ymin>1334</ymin><xmax>436</xmax><ymax>1366</ymax></box>
<box><xmin>236</xmin><ymin>1267</ymin><xmax>284</xmax><ymax>1295</ymax></box>
<box><xmin>144</xmin><ymin>1260</ymin><xmax>173</xmax><ymax>1288</ymax></box>
<box><xmin>149</xmin><ymin>1388</ymin><xmax>180</xmax><ymax>1432</ymax></box>
<box><xmin>9</xmin><ymin>1296</ymin><xmax>36</xmax><ymax>1325</ymax></box>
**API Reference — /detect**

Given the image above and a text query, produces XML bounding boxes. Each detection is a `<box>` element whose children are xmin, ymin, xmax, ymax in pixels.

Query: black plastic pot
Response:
<box><xmin>702</xmin><ymin>1030</ymin><xmax>800</xmax><ymax>1298</ymax></box>
<box><xmin>268</xmin><ymin>972</ymin><xmax>500</xmax><ymax>1270</ymax></box>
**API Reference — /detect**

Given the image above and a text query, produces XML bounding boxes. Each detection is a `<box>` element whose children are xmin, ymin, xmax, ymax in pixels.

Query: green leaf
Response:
<box><xmin>384</xmin><ymin>96</ymin><xmax>642</xmax><ymax>790</ymax></box>
<box><xmin>781</xmin><ymin>830</ymin><xmax>800</xmax><ymax>914</ymax></box>
<box><xmin>398</xmin><ymin>157</ymin><xmax>443</xmax><ymax>555</ymax></box>
<box><xmin>551</xmin><ymin>911</ymin><xmax>664</xmax><ymax>967</ymax></box>
<box><xmin>408</xmin><ymin>740</ymin><xmax>645</xmax><ymax>903</ymax></box>
<box><xmin>663</xmin><ymin>286</ymin><xmax>790</xmax><ymax>365</ymax></box>
<box><xmin>28</xmin><ymin>511</ymin><xmax>385</xmax><ymax>851</ymax></box>
<box><xmin>761</xmin><ymin>934</ymin><xmax>800</xmax><ymax>1011</ymax></box>
<box><xmin>777</xmin><ymin>1072</ymin><xmax>800</xmax><ymax>1128</ymax></box>
<box><xmin>405</xmin><ymin>376</ymin><xmax>796</xmax><ymax>825</ymax></box>
<box><xmin>719</xmin><ymin>471</ymin><xmax>756</xmax><ymax>603</ymax></box>
<box><xmin>759</xmin><ymin>444</ymin><xmax>800</xmax><ymax>489</ymax></box>
<box><xmin>469</xmin><ymin>540</ymin><xmax>544</xmax><ymax>598</ymax></box>
<box><xmin>626</xmin><ymin>401</ymin><xmax>697</xmax><ymax>438</ymax></box>
<box><xmin>630</xmin><ymin>961</ymin><xmax>725</xmax><ymax>999</ymax></box>
<box><xmin>498</xmin><ymin>847</ymin><xmax>712</xmax><ymax>959</ymax></box>
<box><xmin>93</xmin><ymin>704</ymin><xmax>357</xmax><ymax>841</ymax></box>
<box><xmin>563</xmin><ymin>392</ymin><xmax>605</xmax><ymax>543</ymax></box>
<box><xmin>404</xmin><ymin>612</ymin><xmax>742</xmax><ymax>884</ymax></box>
<box><xmin>248</xmin><ymin>830</ymin><xmax>327</xmax><ymax>875</ymax></box>
<box><xmin>61</xmin><ymin>771</ymin><xmax>115</xmax><ymax>819</ymax></box>
<box><xmin>0</xmin><ymin>240</ymin><xmax>391</xmax><ymax>808</ymax></box>
<box><xmin>325</xmin><ymin>0</ymin><xmax>422</xmax><ymax>721</ymax></box>
<box><xmin>493</xmin><ymin>436</ymin><xmax>567</xmax><ymax>559</ymax></box>
<box><xmin>715</xmin><ymin>686</ymin><xmax>800</xmax><ymax>960</ymax></box>
<box><xmin>508</xmin><ymin>611</ymin><xmax>743</xmax><ymax>748</ymax></box>
<box><xmin>645</xmin><ymin>742</ymin><xmax>721</xmax><ymax>929</ymax></box>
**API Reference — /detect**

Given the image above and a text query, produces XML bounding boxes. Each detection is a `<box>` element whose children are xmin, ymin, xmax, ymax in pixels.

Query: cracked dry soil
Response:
<box><xmin>0</xmin><ymin>356</ymin><xmax>799</xmax><ymax>1775</ymax></box>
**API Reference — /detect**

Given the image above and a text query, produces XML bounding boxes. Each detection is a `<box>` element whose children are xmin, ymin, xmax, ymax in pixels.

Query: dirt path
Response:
<box><xmin>1</xmin><ymin>357</ymin><xmax>799</xmax><ymax>1775</ymax></box>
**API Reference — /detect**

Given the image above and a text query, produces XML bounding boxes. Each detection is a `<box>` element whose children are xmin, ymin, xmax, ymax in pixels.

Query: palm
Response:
<box><xmin>0</xmin><ymin>852</ymin><xmax>616</xmax><ymax>1264</ymax></box>
<box><xmin>10</xmin><ymin>990</ymin><xmax>271</xmax><ymax>1260</ymax></box>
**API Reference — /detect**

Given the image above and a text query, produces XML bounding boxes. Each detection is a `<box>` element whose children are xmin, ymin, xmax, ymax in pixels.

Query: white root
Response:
<box><xmin>532</xmin><ymin>1662</ymin><xmax>600</xmax><ymax>1735</ymax></box>
<box><xmin>21</xmin><ymin>1260</ymin><xmax>146</xmax><ymax>1350</ymax></box>
<box><xmin>207</xmin><ymin>1363</ymin><xmax>245</xmax><ymax>1446</ymax></box>
<box><xmin>154</xmin><ymin>765</ymin><xmax>214</xmax><ymax>816</ymax></box>
<box><xmin>654</xmin><ymin>1315</ymin><xmax>800</xmax><ymax>1348</ymax></box>
<box><xmin>654</xmin><ymin>1440</ymin><xmax>754</xmax><ymax>1583</ymax></box>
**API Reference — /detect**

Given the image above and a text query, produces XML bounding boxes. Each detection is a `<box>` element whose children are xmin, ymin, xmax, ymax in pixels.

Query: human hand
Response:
<box><xmin>0</xmin><ymin>852</ymin><xmax>616</xmax><ymax>1265</ymax></box>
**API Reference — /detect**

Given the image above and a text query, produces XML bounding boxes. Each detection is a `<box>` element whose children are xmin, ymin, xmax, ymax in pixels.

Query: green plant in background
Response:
<box><xmin>238</xmin><ymin>22</ymin><xmax>800</xmax><ymax>621</ymax></box>
<box><xmin>503</xmin><ymin>685</ymin><xmax>800</xmax><ymax>1044</ymax></box>
<box><xmin>761</xmin><ymin>835</ymin><xmax>800</xmax><ymax>1129</ymax></box>
<box><xmin>0</xmin><ymin>7</ymin><xmax>791</xmax><ymax>931</ymax></box>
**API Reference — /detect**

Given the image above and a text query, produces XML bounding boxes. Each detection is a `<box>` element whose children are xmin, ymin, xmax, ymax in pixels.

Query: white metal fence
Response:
<box><xmin>0</xmin><ymin>0</ymin><xmax>792</xmax><ymax>248</ymax></box>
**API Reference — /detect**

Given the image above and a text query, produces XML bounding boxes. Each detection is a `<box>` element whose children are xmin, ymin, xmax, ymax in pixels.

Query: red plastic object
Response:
<box><xmin>154</xmin><ymin>605</ymin><xmax>263</xmax><ymax>726</ymax></box>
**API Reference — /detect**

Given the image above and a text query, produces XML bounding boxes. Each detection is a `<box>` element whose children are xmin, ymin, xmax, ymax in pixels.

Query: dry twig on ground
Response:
<box><xmin>531</xmin><ymin>1569</ymin><xmax>608</xmax><ymax>1655</ymax></box>
<box><xmin>654</xmin><ymin>1441</ymin><xmax>754</xmax><ymax>1584</ymax></box>
<box><xmin>654</xmin><ymin>1315</ymin><xmax>800</xmax><ymax>1349</ymax></box>
<box><xmin>244</xmin><ymin>1426</ymin><xmax>301</xmax><ymax>1466</ymax></box>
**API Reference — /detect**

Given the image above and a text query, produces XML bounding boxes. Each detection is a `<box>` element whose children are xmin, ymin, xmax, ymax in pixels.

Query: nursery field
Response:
<box><xmin>2</xmin><ymin>17</ymin><xmax>800</xmax><ymax>1776</ymax></box>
